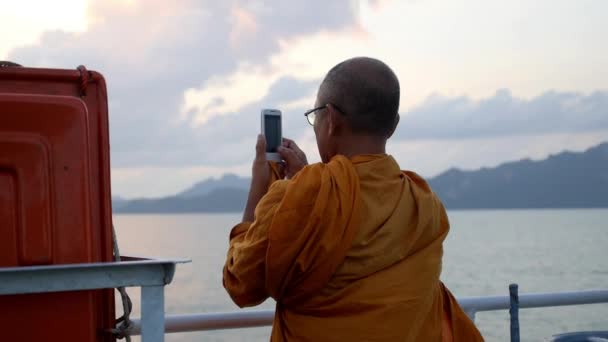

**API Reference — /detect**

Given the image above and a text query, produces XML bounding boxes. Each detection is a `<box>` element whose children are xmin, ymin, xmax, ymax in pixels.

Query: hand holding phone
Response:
<box><xmin>278</xmin><ymin>138</ymin><xmax>308</xmax><ymax>179</ymax></box>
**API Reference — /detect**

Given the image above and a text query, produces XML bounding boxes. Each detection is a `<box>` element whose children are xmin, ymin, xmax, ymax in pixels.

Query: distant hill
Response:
<box><xmin>429</xmin><ymin>142</ymin><xmax>608</xmax><ymax>209</ymax></box>
<box><xmin>112</xmin><ymin>142</ymin><xmax>608</xmax><ymax>213</ymax></box>
<box><xmin>177</xmin><ymin>173</ymin><xmax>250</xmax><ymax>198</ymax></box>
<box><xmin>116</xmin><ymin>188</ymin><xmax>248</xmax><ymax>213</ymax></box>
<box><xmin>112</xmin><ymin>174</ymin><xmax>251</xmax><ymax>213</ymax></box>
<box><xmin>112</xmin><ymin>196</ymin><xmax>129</xmax><ymax>211</ymax></box>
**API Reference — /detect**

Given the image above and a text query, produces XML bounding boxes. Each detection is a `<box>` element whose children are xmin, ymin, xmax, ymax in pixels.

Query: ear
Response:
<box><xmin>327</xmin><ymin>104</ymin><xmax>342</xmax><ymax>137</ymax></box>
<box><xmin>387</xmin><ymin>113</ymin><xmax>400</xmax><ymax>139</ymax></box>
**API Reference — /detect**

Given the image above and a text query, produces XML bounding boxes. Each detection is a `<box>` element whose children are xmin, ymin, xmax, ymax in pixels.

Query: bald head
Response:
<box><xmin>318</xmin><ymin>57</ymin><xmax>400</xmax><ymax>137</ymax></box>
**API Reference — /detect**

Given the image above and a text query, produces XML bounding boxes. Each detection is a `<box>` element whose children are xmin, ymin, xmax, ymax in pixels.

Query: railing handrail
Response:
<box><xmin>128</xmin><ymin>289</ymin><xmax>608</xmax><ymax>335</ymax></box>
<box><xmin>0</xmin><ymin>257</ymin><xmax>189</xmax><ymax>341</ymax></box>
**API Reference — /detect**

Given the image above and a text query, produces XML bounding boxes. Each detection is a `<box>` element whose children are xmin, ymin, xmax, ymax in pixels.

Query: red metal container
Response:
<box><xmin>0</xmin><ymin>65</ymin><xmax>115</xmax><ymax>341</ymax></box>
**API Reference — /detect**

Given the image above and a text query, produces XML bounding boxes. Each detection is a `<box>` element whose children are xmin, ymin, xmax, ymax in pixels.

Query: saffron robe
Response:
<box><xmin>224</xmin><ymin>154</ymin><xmax>483</xmax><ymax>341</ymax></box>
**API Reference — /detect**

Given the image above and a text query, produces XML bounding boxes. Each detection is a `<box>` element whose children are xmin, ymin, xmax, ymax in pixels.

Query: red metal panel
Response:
<box><xmin>0</xmin><ymin>134</ymin><xmax>53</xmax><ymax>265</ymax></box>
<box><xmin>0</xmin><ymin>170</ymin><xmax>18</xmax><ymax>265</ymax></box>
<box><xmin>0</xmin><ymin>66</ymin><xmax>115</xmax><ymax>342</ymax></box>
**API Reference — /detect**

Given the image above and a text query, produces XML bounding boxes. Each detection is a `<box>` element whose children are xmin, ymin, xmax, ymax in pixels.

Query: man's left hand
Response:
<box><xmin>251</xmin><ymin>134</ymin><xmax>271</xmax><ymax>194</ymax></box>
<box><xmin>243</xmin><ymin>134</ymin><xmax>272</xmax><ymax>222</ymax></box>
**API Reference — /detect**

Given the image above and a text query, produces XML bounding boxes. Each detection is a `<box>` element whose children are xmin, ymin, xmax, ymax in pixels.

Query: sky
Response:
<box><xmin>2</xmin><ymin>0</ymin><xmax>607</xmax><ymax>198</ymax></box>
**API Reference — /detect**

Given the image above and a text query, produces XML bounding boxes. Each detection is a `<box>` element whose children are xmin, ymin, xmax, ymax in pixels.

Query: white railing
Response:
<box><xmin>0</xmin><ymin>257</ymin><xmax>189</xmax><ymax>341</ymax></box>
<box><xmin>128</xmin><ymin>289</ymin><xmax>608</xmax><ymax>335</ymax></box>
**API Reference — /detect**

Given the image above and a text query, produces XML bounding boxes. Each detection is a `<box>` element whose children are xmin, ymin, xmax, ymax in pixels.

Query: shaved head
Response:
<box><xmin>318</xmin><ymin>57</ymin><xmax>400</xmax><ymax>137</ymax></box>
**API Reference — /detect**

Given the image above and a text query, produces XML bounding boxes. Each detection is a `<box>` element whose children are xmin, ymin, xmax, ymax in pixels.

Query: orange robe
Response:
<box><xmin>223</xmin><ymin>154</ymin><xmax>483</xmax><ymax>341</ymax></box>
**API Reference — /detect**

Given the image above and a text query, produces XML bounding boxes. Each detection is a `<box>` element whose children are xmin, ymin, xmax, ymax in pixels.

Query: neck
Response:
<box><xmin>334</xmin><ymin>135</ymin><xmax>387</xmax><ymax>159</ymax></box>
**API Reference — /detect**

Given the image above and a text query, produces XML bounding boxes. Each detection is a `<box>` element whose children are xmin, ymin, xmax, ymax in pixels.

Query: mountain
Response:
<box><xmin>116</xmin><ymin>188</ymin><xmax>248</xmax><ymax>213</ymax></box>
<box><xmin>177</xmin><ymin>173</ymin><xmax>250</xmax><ymax>198</ymax></box>
<box><xmin>112</xmin><ymin>196</ymin><xmax>129</xmax><ymax>210</ymax></box>
<box><xmin>112</xmin><ymin>142</ymin><xmax>608</xmax><ymax>213</ymax></box>
<box><xmin>428</xmin><ymin>142</ymin><xmax>608</xmax><ymax>209</ymax></box>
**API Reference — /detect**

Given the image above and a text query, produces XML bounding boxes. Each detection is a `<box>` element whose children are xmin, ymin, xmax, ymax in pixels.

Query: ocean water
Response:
<box><xmin>113</xmin><ymin>209</ymin><xmax>608</xmax><ymax>342</ymax></box>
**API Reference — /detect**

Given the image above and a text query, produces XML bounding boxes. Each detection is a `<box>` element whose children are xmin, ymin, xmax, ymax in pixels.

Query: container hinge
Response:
<box><xmin>0</xmin><ymin>61</ymin><xmax>22</xmax><ymax>67</ymax></box>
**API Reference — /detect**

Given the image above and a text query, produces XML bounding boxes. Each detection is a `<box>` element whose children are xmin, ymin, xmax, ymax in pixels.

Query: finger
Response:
<box><xmin>283</xmin><ymin>138</ymin><xmax>304</xmax><ymax>153</ymax></box>
<box><xmin>255</xmin><ymin>134</ymin><xmax>266</xmax><ymax>159</ymax></box>
<box><xmin>283</xmin><ymin>137</ymin><xmax>300</xmax><ymax>149</ymax></box>
<box><xmin>290</xmin><ymin>144</ymin><xmax>307</xmax><ymax>164</ymax></box>
<box><xmin>277</xmin><ymin>146</ymin><xmax>298</xmax><ymax>164</ymax></box>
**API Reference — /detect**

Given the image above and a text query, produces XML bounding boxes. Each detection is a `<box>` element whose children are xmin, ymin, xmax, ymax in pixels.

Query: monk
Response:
<box><xmin>223</xmin><ymin>57</ymin><xmax>483</xmax><ymax>341</ymax></box>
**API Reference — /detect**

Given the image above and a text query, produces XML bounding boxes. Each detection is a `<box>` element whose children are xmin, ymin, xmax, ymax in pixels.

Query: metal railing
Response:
<box><xmin>128</xmin><ymin>289</ymin><xmax>608</xmax><ymax>335</ymax></box>
<box><xmin>0</xmin><ymin>257</ymin><xmax>189</xmax><ymax>341</ymax></box>
<box><xmin>2</xmin><ymin>259</ymin><xmax>605</xmax><ymax>340</ymax></box>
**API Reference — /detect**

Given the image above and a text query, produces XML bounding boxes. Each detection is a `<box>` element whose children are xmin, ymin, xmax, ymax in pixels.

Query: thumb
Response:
<box><xmin>255</xmin><ymin>134</ymin><xmax>266</xmax><ymax>159</ymax></box>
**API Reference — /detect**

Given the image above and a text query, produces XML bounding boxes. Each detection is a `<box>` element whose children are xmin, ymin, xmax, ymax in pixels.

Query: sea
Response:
<box><xmin>113</xmin><ymin>209</ymin><xmax>608</xmax><ymax>342</ymax></box>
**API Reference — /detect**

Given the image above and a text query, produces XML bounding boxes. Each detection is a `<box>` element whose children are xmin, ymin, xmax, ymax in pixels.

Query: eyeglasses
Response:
<box><xmin>303</xmin><ymin>104</ymin><xmax>345</xmax><ymax>126</ymax></box>
<box><xmin>303</xmin><ymin>105</ymin><xmax>325</xmax><ymax>126</ymax></box>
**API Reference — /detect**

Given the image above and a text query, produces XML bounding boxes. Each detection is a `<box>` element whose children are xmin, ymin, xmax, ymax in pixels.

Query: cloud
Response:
<box><xmin>8</xmin><ymin>0</ymin><xmax>357</xmax><ymax>168</ymax></box>
<box><xmin>0</xmin><ymin>0</ymin><xmax>88</xmax><ymax>58</ymax></box>
<box><xmin>395</xmin><ymin>89</ymin><xmax>608</xmax><ymax>140</ymax></box>
<box><xmin>6</xmin><ymin>0</ymin><xmax>608</xmax><ymax>198</ymax></box>
<box><xmin>179</xmin><ymin>27</ymin><xmax>365</xmax><ymax>127</ymax></box>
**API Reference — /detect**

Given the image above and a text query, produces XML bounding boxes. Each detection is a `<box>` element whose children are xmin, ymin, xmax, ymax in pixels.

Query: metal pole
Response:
<box><xmin>128</xmin><ymin>311</ymin><xmax>275</xmax><ymax>334</ymax></box>
<box><xmin>465</xmin><ymin>310</ymin><xmax>476</xmax><ymax>322</ymax></box>
<box><xmin>509</xmin><ymin>284</ymin><xmax>520</xmax><ymax>342</ymax></box>
<box><xmin>141</xmin><ymin>285</ymin><xmax>165</xmax><ymax>342</ymax></box>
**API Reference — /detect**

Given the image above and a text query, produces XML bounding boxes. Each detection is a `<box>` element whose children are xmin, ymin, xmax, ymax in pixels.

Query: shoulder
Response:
<box><xmin>264</xmin><ymin>179</ymin><xmax>289</xmax><ymax>204</ymax></box>
<box><xmin>402</xmin><ymin>170</ymin><xmax>432</xmax><ymax>193</ymax></box>
<box><xmin>288</xmin><ymin>162</ymin><xmax>326</xmax><ymax>189</ymax></box>
<box><xmin>294</xmin><ymin>161</ymin><xmax>325</xmax><ymax>178</ymax></box>
<box><xmin>403</xmin><ymin>170</ymin><xmax>448</xmax><ymax>214</ymax></box>
<box><xmin>272</xmin><ymin>162</ymin><xmax>327</xmax><ymax>210</ymax></box>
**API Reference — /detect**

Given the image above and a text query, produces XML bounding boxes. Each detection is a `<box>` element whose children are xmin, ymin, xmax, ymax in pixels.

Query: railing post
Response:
<box><xmin>141</xmin><ymin>285</ymin><xmax>165</xmax><ymax>341</ymax></box>
<box><xmin>509</xmin><ymin>284</ymin><xmax>520</xmax><ymax>342</ymax></box>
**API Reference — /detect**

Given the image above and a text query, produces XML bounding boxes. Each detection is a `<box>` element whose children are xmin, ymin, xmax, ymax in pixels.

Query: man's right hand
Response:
<box><xmin>278</xmin><ymin>138</ymin><xmax>308</xmax><ymax>179</ymax></box>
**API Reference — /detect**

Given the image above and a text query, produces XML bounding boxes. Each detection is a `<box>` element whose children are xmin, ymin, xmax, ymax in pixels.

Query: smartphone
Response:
<box><xmin>261</xmin><ymin>109</ymin><xmax>282</xmax><ymax>161</ymax></box>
